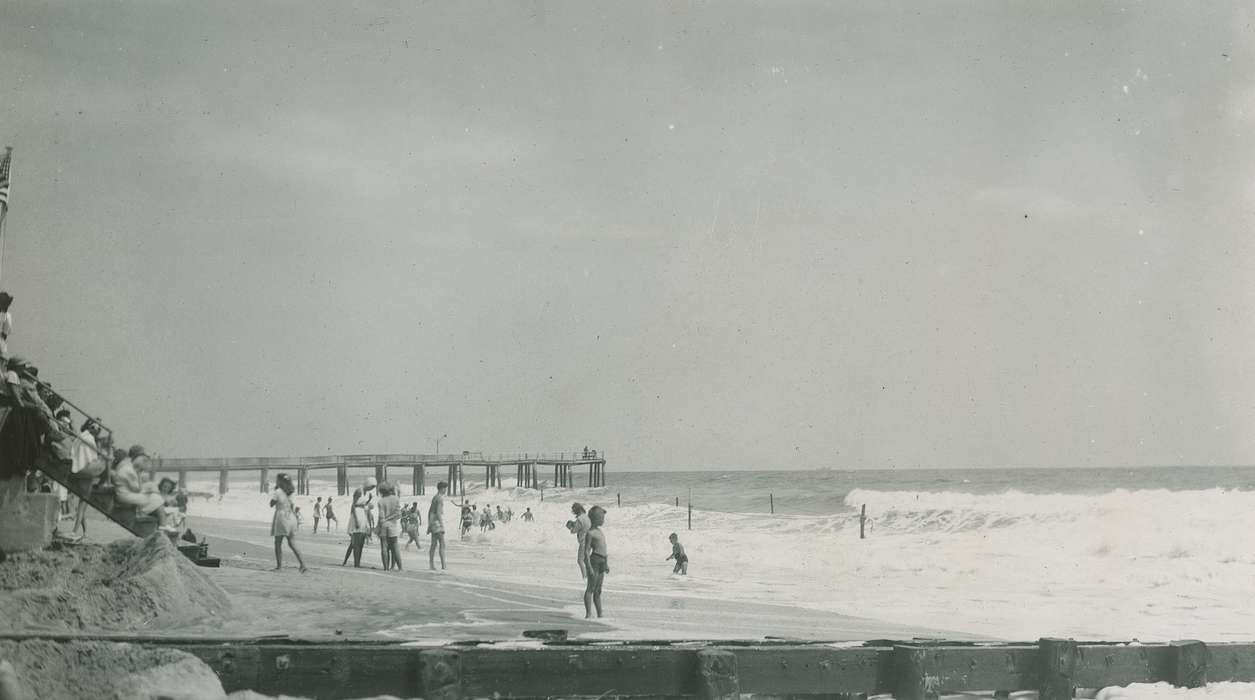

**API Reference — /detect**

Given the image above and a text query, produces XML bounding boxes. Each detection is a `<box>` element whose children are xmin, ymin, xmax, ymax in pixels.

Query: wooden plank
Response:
<box><xmin>914</xmin><ymin>645</ymin><xmax>1039</xmax><ymax>694</ymax></box>
<box><xmin>734</xmin><ymin>647</ymin><xmax>883</xmax><ymax>695</ymax></box>
<box><xmin>696</xmin><ymin>649</ymin><xmax>739</xmax><ymax>700</ymax></box>
<box><xmin>228</xmin><ymin>645</ymin><xmax>419</xmax><ymax>699</ymax></box>
<box><xmin>169</xmin><ymin>643</ymin><xmax>262</xmax><ymax>694</ymax></box>
<box><xmin>459</xmin><ymin>647</ymin><xmax>696</xmax><ymax>698</ymax></box>
<box><xmin>1039</xmin><ymin>638</ymin><xmax>1077</xmax><ymax>700</ymax></box>
<box><xmin>894</xmin><ymin>645</ymin><xmax>933</xmax><ymax>700</ymax></box>
<box><xmin>1171</xmin><ymin>640</ymin><xmax>1207</xmax><ymax>688</ymax></box>
<box><xmin>1204</xmin><ymin>643</ymin><xmax>1255</xmax><ymax>682</ymax></box>
<box><xmin>1073</xmin><ymin>644</ymin><xmax>1169</xmax><ymax>687</ymax></box>
<box><xmin>422</xmin><ymin>649</ymin><xmax>461</xmax><ymax>700</ymax></box>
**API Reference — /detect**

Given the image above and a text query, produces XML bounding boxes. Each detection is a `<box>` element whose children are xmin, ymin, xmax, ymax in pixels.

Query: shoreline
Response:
<box><xmin>69</xmin><ymin>511</ymin><xmax>984</xmax><ymax>643</ymax></box>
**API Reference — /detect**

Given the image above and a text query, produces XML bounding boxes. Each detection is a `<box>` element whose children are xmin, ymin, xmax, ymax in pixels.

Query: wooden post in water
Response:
<box><xmin>770</xmin><ymin>493</ymin><xmax>774</xmax><ymax>514</ymax></box>
<box><xmin>259</xmin><ymin>468</ymin><xmax>269</xmax><ymax>493</ymax></box>
<box><xmin>178</xmin><ymin>469</ymin><xmax>187</xmax><ymax>491</ymax></box>
<box><xmin>374</xmin><ymin>464</ymin><xmax>385</xmax><ymax>485</ymax></box>
<box><xmin>617</xmin><ymin>493</ymin><xmax>621</xmax><ymax>507</ymax></box>
<box><xmin>337</xmin><ymin>465</ymin><xmax>348</xmax><ymax>496</ymax></box>
<box><xmin>218</xmin><ymin>469</ymin><xmax>228</xmax><ymax>495</ymax></box>
<box><xmin>860</xmin><ymin>504</ymin><xmax>867</xmax><ymax>539</ymax></box>
<box><xmin>457</xmin><ymin>464</ymin><xmax>464</xmax><ymax>496</ymax></box>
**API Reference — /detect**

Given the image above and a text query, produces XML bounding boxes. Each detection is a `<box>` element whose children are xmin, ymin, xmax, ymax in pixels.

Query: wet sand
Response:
<box><xmin>77</xmin><ymin>511</ymin><xmax>983</xmax><ymax>642</ymax></box>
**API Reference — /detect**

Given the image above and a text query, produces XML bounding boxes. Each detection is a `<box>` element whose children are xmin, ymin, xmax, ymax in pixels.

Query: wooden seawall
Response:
<box><xmin>0</xmin><ymin>634</ymin><xmax>1243</xmax><ymax>699</ymax></box>
<box><xmin>154</xmin><ymin>452</ymin><xmax>607</xmax><ymax>497</ymax></box>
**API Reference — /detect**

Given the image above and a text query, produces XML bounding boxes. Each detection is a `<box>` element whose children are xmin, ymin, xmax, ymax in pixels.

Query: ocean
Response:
<box><xmin>184</xmin><ymin>465</ymin><xmax>1255</xmax><ymax>644</ymax></box>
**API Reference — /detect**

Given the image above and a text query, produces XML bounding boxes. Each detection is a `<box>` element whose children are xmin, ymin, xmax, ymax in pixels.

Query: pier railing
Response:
<box><xmin>0</xmin><ymin>635</ymin><xmax>1243</xmax><ymax>699</ymax></box>
<box><xmin>153</xmin><ymin>451</ymin><xmax>608</xmax><ymax>496</ymax></box>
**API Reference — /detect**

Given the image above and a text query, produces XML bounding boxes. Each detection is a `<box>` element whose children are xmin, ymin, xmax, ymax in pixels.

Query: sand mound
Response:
<box><xmin>0</xmin><ymin>534</ymin><xmax>233</xmax><ymax>632</ymax></box>
<box><xmin>0</xmin><ymin>639</ymin><xmax>226</xmax><ymax>699</ymax></box>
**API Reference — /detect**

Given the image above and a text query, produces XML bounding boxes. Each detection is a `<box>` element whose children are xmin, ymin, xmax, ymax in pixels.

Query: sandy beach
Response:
<box><xmin>58</xmin><ymin>509</ymin><xmax>975</xmax><ymax>643</ymax></box>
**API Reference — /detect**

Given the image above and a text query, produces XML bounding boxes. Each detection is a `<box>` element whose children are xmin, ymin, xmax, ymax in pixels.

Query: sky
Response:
<box><xmin>1</xmin><ymin>1</ymin><xmax>1254</xmax><ymax>470</ymax></box>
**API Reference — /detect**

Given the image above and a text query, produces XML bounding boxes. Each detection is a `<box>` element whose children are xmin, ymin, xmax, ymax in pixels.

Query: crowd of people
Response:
<box><xmin>0</xmin><ymin>292</ymin><xmax>187</xmax><ymax>543</ymax></box>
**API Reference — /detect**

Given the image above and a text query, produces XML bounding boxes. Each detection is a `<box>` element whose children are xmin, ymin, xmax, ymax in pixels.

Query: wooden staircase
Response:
<box><xmin>34</xmin><ymin>450</ymin><xmax>159</xmax><ymax>538</ymax></box>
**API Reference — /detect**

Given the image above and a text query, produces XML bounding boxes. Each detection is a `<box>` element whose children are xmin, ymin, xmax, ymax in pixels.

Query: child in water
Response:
<box><xmin>666</xmin><ymin>532</ymin><xmax>688</xmax><ymax>575</ymax></box>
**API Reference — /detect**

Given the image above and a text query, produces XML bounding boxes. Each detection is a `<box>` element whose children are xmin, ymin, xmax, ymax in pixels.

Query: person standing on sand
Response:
<box><xmin>428</xmin><ymin>480</ymin><xmax>448</xmax><ymax>570</ymax></box>
<box><xmin>582</xmin><ymin>505</ymin><xmax>608</xmax><ymax>618</ymax></box>
<box><xmin>342</xmin><ymin>488</ymin><xmax>368</xmax><ymax>567</ymax></box>
<box><xmin>270</xmin><ymin>473</ymin><xmax>308</xmax><ymax>573</ymax></box>
<box><xmin>378</xmin><ymin>482</ymin><xmax>404</xmax><ymax>571</ymax></box>
<box><xmin>312</xmin><ymin>496</ymin><xmax>322</xmax><ymax>533</ymax></box>
<box><xmin>324</xmin><ymin>497</ymin><xmax>338</xmax><ymax>532</ymax></box>
<box><xmin>571</xmin><ymin>502</ymin><xmax>591</xmax><ymax>579</ymax></box>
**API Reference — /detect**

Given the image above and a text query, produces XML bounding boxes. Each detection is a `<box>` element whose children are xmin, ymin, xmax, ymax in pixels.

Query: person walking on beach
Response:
<box><xmin>324</xmin><ymin>497</ymin><xmax>338</xmax><ymax>532</ymax></box>
<box><xmin>342</xmin><ymin>488</ymin><xmax>368</xmax><ymax>568</ymax></box>
<box><xmin>459</xmin><ymin>503</ymin><xmax>474</xmax><ymax>540</ymax></box>
<box><xmin>360</xmin><ymin>477</ymin><xmax>378</xmax><ymax>541</ymax></box>
<box><xmin>583</xmin><ymin>505</ymin><xmax>608</xmax><ymax>618</ymax></box>
<box><xmin>428</xmin><ymin>481</ymin><xmax>448</xmax><ymax>570</ymax></box>
<box><xmin>666</xmin><ymin>532</ymin><xmax>688</xmax><ymax>575</ymax></box>
<box><xmin>270</xmin><ymin>473</ymin><xmax>308</xmax><ymax>573</ymax></box>
<box><xmin>405</xmin><ymin>504</ymin><xmax>423</xmax><ymax>549</ymax></box>
<box><xmin>312</xmin><ymin>496</ymin><xmax>322</xmax><ymax>533</ymax></box>
<box><xmin>377</xmin><ymin>482</ymin><xmax>404</xmax><ymax>571</ymax></box>
<box><xmin>571</xmin><ymin>502</ymin><xmax>591</xmax><ymax>579</ymax></box>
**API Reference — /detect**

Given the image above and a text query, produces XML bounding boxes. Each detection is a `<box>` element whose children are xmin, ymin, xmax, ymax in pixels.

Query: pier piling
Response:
<box><xmin>860</xmin><ymin>504</ymin><xmax>867</xmax><ymax>539</ymax></box>
<box><xmin>259</xmin><ymin>468</ymin><xmax>269</xmax><ymax>494</ymax></box>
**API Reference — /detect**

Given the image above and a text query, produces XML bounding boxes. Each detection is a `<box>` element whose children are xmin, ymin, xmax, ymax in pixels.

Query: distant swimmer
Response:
<box><xmin>427</xmin><ymin>481</ymin><xmax>448</xmax><ymax>570</ymax></box>
<box><xmin>571</xmin><ymin>502</ymin><xmax>591</xmax><ymax>579</ymax></box>
<box><xmin>582</xmin><ymin>505</ymin><xmax>608</xmax><ymax>618</ymax></box>
<box><xmin>666</xmin><ymin>532</ymin><xmax>688</xmax><ymax>575</ymax></box>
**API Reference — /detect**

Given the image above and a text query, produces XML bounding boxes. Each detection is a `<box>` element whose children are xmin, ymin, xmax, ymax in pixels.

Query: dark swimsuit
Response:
<box><xmin>589</xmin><ymin>552</ymin><xmax>609</xmax><ymax>574</ymax></box>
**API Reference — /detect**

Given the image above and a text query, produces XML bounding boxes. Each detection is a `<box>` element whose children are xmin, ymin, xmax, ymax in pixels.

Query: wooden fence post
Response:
<box><xmin>1171</xmin><ymin>640</ymin><xmax>1208</xmax><ymax>689</ymax></box>
<box><xmin>420</xmin><ymin>649</ymin><xmax>461</xmax><ymax>700</ymax></box>
<box><xmin>1039</xmin><ymin>637</ymin><xmax>1077</xmax><ymax>700</ymax></box>
<box><xmin>696</xmin><ymin>649</ymin><xmax>739</xmax><ymax>700</ymax></box>
<box><xmin>893</xmin><ymin>644</ymin><xmax>934</xmax><ymax>700</ymax></box>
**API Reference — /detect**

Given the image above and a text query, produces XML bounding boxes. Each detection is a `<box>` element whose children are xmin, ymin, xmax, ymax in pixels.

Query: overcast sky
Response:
<box><xmin>2</xmin><ymin>2</ymin><xmax>1253</xmax><ymax>469</ymax></box>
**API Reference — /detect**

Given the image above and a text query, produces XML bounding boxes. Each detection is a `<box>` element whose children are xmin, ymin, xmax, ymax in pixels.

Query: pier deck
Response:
<box><xmin>154</xmin><ymin>452</ymin><xmax>607</xmax><ymax>496</ymax></box>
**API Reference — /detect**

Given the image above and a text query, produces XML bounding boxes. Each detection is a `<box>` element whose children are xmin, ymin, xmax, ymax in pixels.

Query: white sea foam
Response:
<box><xmin>182</xmin><ymin>478</ymin><xmax>1255</xmax><ymax>643</ymax></box>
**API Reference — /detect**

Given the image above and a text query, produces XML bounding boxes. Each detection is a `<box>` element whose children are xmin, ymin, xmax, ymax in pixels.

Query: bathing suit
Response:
<box><xmin>589</xmin><ymin>552</ymin><xmax>608</xmax><ymax>574</ymax></box>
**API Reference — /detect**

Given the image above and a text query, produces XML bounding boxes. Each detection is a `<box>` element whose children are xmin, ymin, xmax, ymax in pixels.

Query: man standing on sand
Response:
<box><xmin>312</xmin><ymin>497</ymin><xmax>322</xmax><ymax>534</ymax></box>
<box><xmin>571</xmin><ymin>502</ymin><xmax>592</xmax><ymax>579</ymax></box>
<box><xmin>582</xmin><ymin>505</ymin><xmax>608</xmax><ymax>619</ymax></box>
<box><xmin>428</xmin><ymin>480</ymin><xmax>448</xmax><ymax>570</ymax></box>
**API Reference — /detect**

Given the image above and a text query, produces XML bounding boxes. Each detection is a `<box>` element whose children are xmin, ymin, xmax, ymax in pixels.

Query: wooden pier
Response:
<box><xmin>154</xmin><ymin>452</ymin><xmax>607</xmax><ymax>497</ymax></box>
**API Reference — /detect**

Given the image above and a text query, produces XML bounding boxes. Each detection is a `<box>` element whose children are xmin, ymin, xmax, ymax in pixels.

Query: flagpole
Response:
<box><xmin>0</xmin><ymin>146</ymin><xmax>11</xmax><ymax>286</ymax></box>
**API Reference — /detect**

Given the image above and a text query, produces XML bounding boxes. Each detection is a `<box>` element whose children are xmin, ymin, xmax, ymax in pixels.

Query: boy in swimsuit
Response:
<box><xmin>666</xmin><ymin>532</ymin><xmax>688</xmax><ymax>575</ymax></box>
<box><xmin>582</xmin><ymin>505</ymin><xmax>608</xmax><ymax>618</ymax></box>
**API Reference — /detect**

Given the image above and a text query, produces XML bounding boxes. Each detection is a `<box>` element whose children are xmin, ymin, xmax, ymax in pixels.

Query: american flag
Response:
<box><xmin>0</xmin><ymin>147</ymin><xmax>11</xmax><ymax>211</ymax></box>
